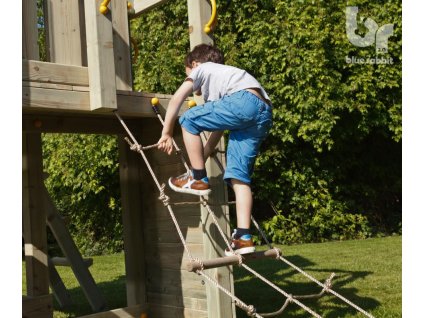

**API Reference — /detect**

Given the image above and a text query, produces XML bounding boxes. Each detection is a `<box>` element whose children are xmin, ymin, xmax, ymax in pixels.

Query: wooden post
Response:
<box><xmin>84</xmin><ymin>0</ymin><xmax>117</xmax><ymax>111</ymax></box>
<box><xmin>22</xmin><ymin>0</ymin><xmax>39</xmax><ymax>60</ymax></box>
<box><xmin>187</xmin><ymin>1</ymin><xmax>235</xmax><ymax>317</ymax></box>
<box><xmin>45</xmin><ymin>0</ymin><xmax>86</xmax><ymax>65</ymax></box>
<box><xmin>22</xmin><ymin>295</ymin><xmax>54</xmax><ymax>318</ymax></box>
<box><xmin>43</xmin><ymin>185</ymin><xmax>107</xmax><ymax>312</ymax></box>
<box><xmin>118</xmin><ymin>137</ymin><xmax>147</xmax><ymax>307</ymax></box>
<box><xmin>111</xmin><ymin>0</ymin><xmax>133</xmax><ymax>91</ymax></box>
<box><xmin>187</xmin><ymin>0</ymin><xmax>214</xmax><ymax>49</ymax></box>
<box><xmin>22</xmin><ymin>133</ymin><xmax>52</xmax><ymax>317</ymax></box>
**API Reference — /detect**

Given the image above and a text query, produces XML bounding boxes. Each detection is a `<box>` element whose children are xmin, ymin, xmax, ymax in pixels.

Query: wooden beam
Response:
<box><xmin>48</xmin><ymin>259</ymin><xmax>73</xmax><ymax>309</ymax></box>
<box><xmin>111</xmin><ymin>0</ymin><xmax>133</xmax><ymax>90</ymax></box>
<box><xmin>22</xmin><ymin>113</ymin><xmax>147</xmax><ymax>134</ymax></box>
<box><xmin>22</xmin><ymin>133</ymin><xmax>50</xmax><ymax>303</ymax></box>
<box><xmin>22</xmin><ymin>133</ymin><xmax>53</xmax><ymax>317</ymax></box>
<box><xmin>22</xmin><ymin>85</ymin><xmax>91</xmax><ymax>112</ymax></box>
<box><xmin>22</xmin><ymin>294</ymin><xmax>53</xmax><ymax>318</ymax></box>
<box><xmin>22</xmin><ymin>84</ymin><xmax>184</xmax><ymax>117</ymax></box>
<box><xmin>84</xmin><ymin>0</ymin><xmax>117</xmax><ymax>111</ymax></box>
<box><xmin>22</xmin><ymin>0</ymin><xmax>39</xmax><ymax>60</ymax></box>
<box><xmin>46</xmin><ymin>0</ymin><xmax>86</xmax><ymax>65</ymax></box>
<box><xmin>22</xmin><ymin>60</ymin><xmax>89</xmax><ymax>86</ymax></box>
<box><xmin>118</xmin><ymin>137</ymin><xmax>147</xmax><ymax>307</ymax></box>
<box><xmin>132</xmin><ymin>0</ymin><xmax>170</xmax><ymax>16</ymax></box>
<box><xmin>187</xmin><ymin>0</ymin><xmax>213</xmax><ymax>49</ymax></box>
<box><xmin>43</xmin><ymin>185</ymin><xmax>106</xmax><ymax>312</ymax></box>
<box><xmin>78</xmin><ymin>304</ymin><xmax>148</xmax><ymax>318</ymax></box>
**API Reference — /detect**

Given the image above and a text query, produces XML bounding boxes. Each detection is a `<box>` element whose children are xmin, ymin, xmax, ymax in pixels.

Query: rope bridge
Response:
<box><xmin>114</xmin><ymin>104</ymin><xmax>375</xmax><ymax>318</ymax></box>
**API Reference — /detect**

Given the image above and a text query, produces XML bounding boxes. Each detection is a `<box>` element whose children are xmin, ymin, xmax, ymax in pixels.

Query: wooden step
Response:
<box><xmin>50</xmin><ymin>256</ymin><xmax>93</xmax><ymax>267</ymax></box>
<box><xmin>186</xmin><ymin>248</ymin><xmax>281</xmax><ymax>272</ymax></box>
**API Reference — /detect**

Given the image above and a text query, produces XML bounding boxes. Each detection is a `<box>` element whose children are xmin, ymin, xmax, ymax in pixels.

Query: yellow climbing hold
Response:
<box><xmin>99</xmin><ymin>0</ymin><xmax>110</xmax><ymax>14</ymax></box>
<box><xmin>151</xmin><ymin>97</ymin><xmax>160</xmax><ymax>106</ymax></box>
<box><xmin>187</xmin><ymin>100</ymin><xmax>197</xmax><ymax>108</ymax></box>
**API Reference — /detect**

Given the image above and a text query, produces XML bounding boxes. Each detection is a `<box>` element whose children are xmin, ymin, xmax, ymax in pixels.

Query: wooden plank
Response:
<box><xmin>111</xmin><ymin>0</ymin><xmax>133</xmax><ymax>90</ymax></box>
<box><xmin>43</xmin><ymin>186</ymin><xmax>106</xmax><ymax>312</ymax></box>
<box><xmin>78</xmin><ymin>304</ymin><xmax>148</xmax><ymax>318</ymax></box>
<box><xmin>147</xmin><ymin>292</ymin><xmax>208</xmax><ymax>312</ymax></box>
<box><xmin>22</xmin><ymin>133</ymin><xmax>50</xmax><ymax>303</ymax></box>
<box><xmin>144</xmin><ymin>226</ymin><xmax>203</xmax><ymax>245</ymax></box>
<box><xmin>118</xmin><ymin>137</ymin><xmax>147</xmax><ymax>307</ymax></box>
<box><xmin>23</xmin><ymin>60</ymin><xmax>89</xmax><ymax>86</ymax></box>
<box><xmin>22</xmin><ymin>114</ymin><xmax>143</xmax><ymax>135</ymax></box>
<box><xmin>132</xmin><ymin>0</ymin><xmax>170</xmax><ymax>16</ymax></box>
<box><xmin>48</xmin><ymin>259</ymin><xmax>73</xmax><ymax>309</ymax></box>
<box><xmin>22</xmin><ymin>0</ymin><xmax>39</xmax><ymax>60</ymax></box>
<box><xmin>84</xmin><ymin>0</ymin><xmax>117</xmax><ymax>110</ymax></box>
<box><xmin>22</xmin><ymin>294</ymin><xmax>53</xmax><ymax>318</ymax></box>
<box><xmin>148</xmin><ymin>304</ymin><xmax>208</xmax><ymax>318</ymax></box>
<box><xmin>117</xmin><ymin>92</ymin><xmax>174</xmax><ymax>117</ymax></box>
<box><xmin>23</xmin><ymin>80</ymin><xmax>75</xmax><ymax>91</ymax></box>
<box><xmin>146</xmin><ymin>268</ymin><xmax>207</xmax><ymax>300</ymax></box>
<box><xmin>200</xmin><ymin>136</ymin><xmax>235</xmax><ymax>318</ymax></box>
<box><xmin>22</xmin><ymin>85</ymin><xmax>183</xmax><ymax>117</ymax></box>
<box><xmin>144</xmin><ymin>243</ymin><xmax>205</xmax><ymax>271</ymax></box>
<box><xmin>23</xmin><ymin>86</ymin><xmax>91</xmax><ymax>112</ymax></box>
<box><xmin>46</xmin><ymin>0</ymin><xmax>85</xmax><ymax>65</ymax></box>
<box><xmin>143</xmin><ymin>204</ymin><xmax>203</xmax><ymax>221</ymax></box>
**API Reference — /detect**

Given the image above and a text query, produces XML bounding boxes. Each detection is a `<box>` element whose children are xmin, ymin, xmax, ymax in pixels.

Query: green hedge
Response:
<box><xmin>43</xmin><ymin>134</ymin><xmax>123</xmax><ymax>255</ymax></box>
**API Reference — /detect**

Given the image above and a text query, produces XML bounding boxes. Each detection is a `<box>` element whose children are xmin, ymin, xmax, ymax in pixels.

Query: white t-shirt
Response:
<box><xmin>187</xmin><ymin>62</ymin><xmax>270</xmax><ymax>102</ymax></box>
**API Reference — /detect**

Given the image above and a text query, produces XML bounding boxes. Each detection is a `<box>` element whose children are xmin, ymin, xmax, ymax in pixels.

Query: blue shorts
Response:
<box><xmin>179</xmin><ymin>90</ymin><xmax>272</xmax><ymax>184</ymax></box>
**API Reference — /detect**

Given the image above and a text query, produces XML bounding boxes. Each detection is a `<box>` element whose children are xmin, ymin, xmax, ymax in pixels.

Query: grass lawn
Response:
<box><xmin>22</xmin><ymin>236</ymin><xmax>401</xmax><ymax>318</ymax></box>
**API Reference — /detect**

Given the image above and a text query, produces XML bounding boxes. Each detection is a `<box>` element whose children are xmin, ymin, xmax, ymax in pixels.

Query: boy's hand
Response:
<box><xmin>157</xmin><ymin>134</ymin><xmax>174</xmax><ymax>155</ymax></box>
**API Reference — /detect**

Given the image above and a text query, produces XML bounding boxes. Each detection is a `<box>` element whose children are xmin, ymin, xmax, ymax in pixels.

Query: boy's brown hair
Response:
<box><xmin>184</xmin><ymin>44</ymin><xmax>224</xmax><ymax>66</ymax></box>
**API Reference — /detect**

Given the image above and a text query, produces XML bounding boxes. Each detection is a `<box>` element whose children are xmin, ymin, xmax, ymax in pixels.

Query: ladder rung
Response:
<box><xmin>50</xmin><ymin>256</ymin><xmax>93</xmax><ymax>267</ymax></box>
<box><xmin>186</xmin><ymin>248</ymin><xmax>281</xmax><ymax>272</ymax></box>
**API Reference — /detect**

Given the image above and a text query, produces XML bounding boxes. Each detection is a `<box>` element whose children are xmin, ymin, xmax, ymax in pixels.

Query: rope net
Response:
<box><xmin>114</xmin><ymin>111</ymin><xmax>375</xmax><ymax>318</ymax></box>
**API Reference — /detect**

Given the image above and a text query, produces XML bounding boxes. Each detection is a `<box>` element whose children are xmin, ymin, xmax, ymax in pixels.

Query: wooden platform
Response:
<box><xmin>22</xmin><ymin>60</ymin><xmax>184</xmax><ymax>118</ymax></box>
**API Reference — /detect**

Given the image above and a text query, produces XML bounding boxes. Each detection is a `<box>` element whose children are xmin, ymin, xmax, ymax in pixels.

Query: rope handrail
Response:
<box><xmin>115</xmin><ymin>110</ymin><xmax>321</xmax><ymax>318</ymax></box>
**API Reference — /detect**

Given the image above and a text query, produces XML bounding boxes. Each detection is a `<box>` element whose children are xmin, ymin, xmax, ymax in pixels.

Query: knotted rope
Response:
<box><xmin>115</xmin><ymin>110</ymin><xmax>375</xmax><ymax>318</ymax></box>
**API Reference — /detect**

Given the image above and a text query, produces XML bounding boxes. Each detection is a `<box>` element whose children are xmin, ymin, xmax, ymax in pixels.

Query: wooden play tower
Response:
<box><xmin>22</xmin><ymin>0</ymin><xmax>235</xmax><ymax>317</ymax></box>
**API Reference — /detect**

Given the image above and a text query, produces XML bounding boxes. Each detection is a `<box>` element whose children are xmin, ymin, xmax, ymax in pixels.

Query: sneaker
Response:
<box><xmin>168</xmin><ymin>172</ymin><xmax>211</xmax><ymax>196</ymax></box>
<box><xmin>225</xmin><ymin>232</ymin><xmax>255</xmax><ymax>256</ymax></box>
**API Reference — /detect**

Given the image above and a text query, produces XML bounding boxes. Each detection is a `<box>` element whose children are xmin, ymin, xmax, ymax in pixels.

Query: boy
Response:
<box><xmin>157</xmin><ymin>44</ymin><xmax>272</xmax><ymax>255</ymax></box>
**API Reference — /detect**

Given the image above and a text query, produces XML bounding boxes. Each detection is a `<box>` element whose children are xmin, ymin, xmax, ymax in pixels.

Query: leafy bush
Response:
<box><xmin>42</xmin><ymin>134</ymin><xmax>123</xmax><ymax>255</ymax></box>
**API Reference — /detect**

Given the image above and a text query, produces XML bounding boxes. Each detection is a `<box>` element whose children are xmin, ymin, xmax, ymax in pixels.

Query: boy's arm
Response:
<box><xmin>157</xmin><ymin>80</ymin><xmax>193</xmax><ymax>154</ymax></box>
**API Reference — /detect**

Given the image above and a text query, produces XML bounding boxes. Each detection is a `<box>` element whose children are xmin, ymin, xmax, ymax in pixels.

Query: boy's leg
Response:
<box><xmin>182</xmin><ymin>127</ymin><xmax>205</xmax><ymax>170</ymax></box>
<box><xmin>232</xmin><ymin>179</ymin><xmax>252</xmax><ymax>230</ymax></box>
<box><xmin>224</xmin><ymin>178</ymin><xmax>255</xmax><ymax>256</ymax></box>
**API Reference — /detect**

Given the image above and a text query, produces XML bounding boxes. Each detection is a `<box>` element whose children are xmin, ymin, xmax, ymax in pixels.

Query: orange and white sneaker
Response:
<box><xmin>168</xmin><ymin>172</ymin><xmax>211</xmax><ymax>196</ymax></box>
<box><xmin>225</xmin><ymin>231</ymin><xmax>255</xmax><ymax>256</ymax></box>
